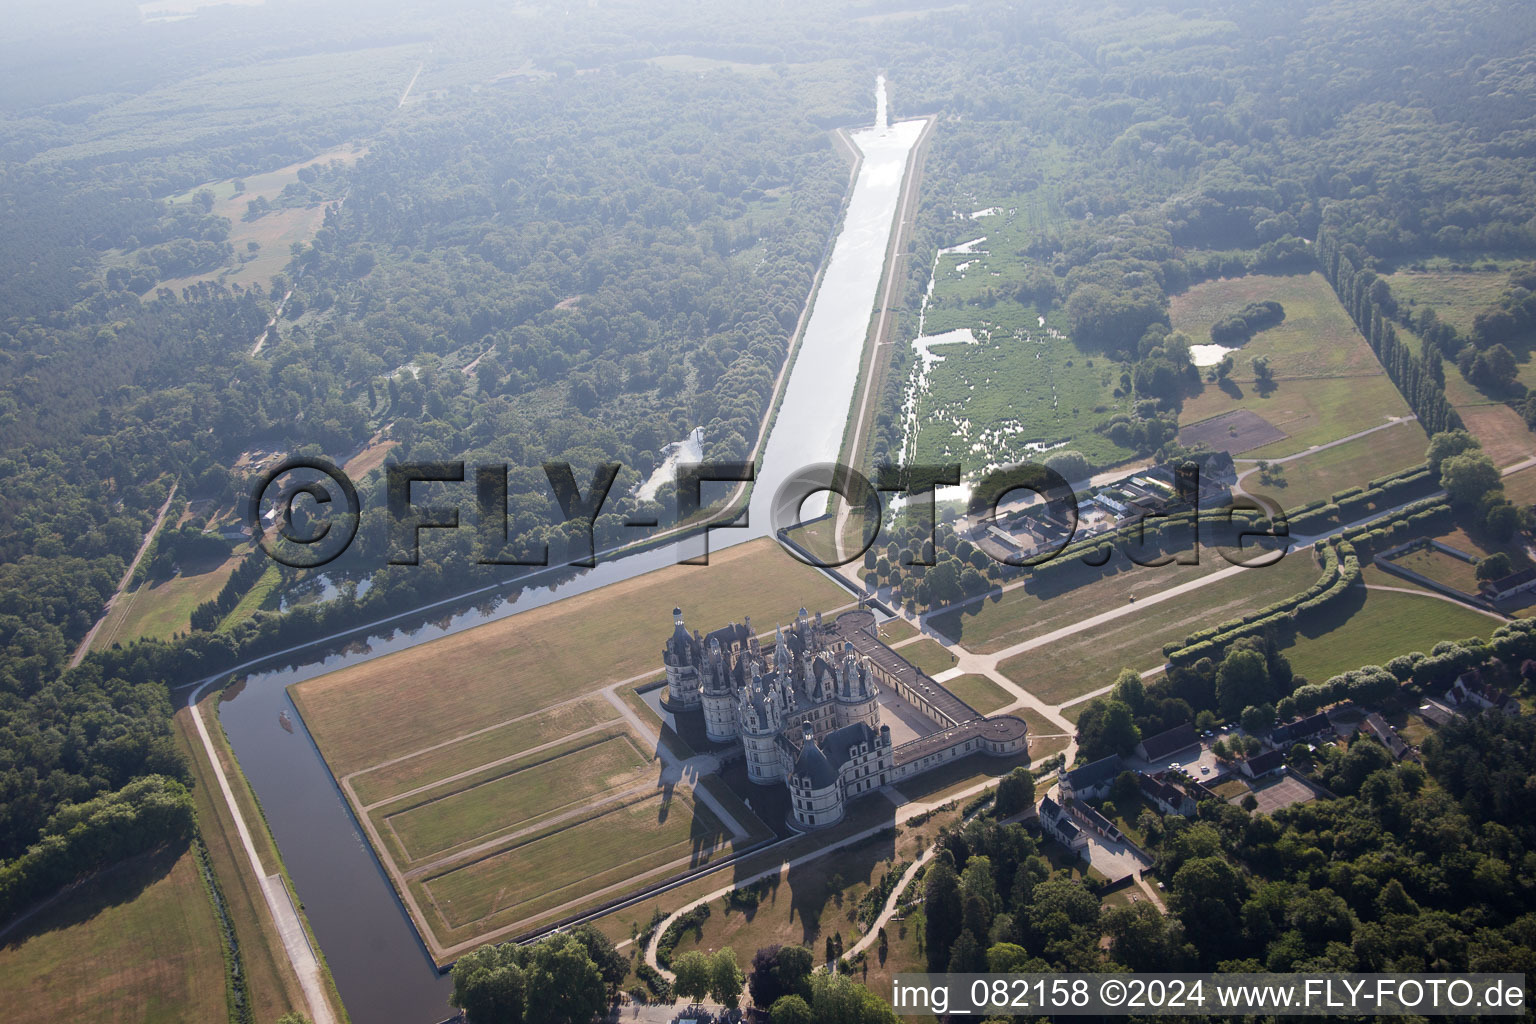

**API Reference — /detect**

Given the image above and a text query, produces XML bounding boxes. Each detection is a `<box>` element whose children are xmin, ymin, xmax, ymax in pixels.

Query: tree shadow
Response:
<box><xmin>0</xmin><ymin>842</ymin><xmax>186</xmax><ymax>950</ymax></box>
<box><xmin>1217</xmin><ymin>377</ymin><xmax>1245</xmax><ymax>400</ymax></box>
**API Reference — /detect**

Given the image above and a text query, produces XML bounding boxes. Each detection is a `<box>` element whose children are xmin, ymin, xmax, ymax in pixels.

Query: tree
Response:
<box><xmin>672</xmin><ymin>950</ymin><xmax>713</xmax><ymax>1003</ymax></box>
<box><xmin>1099</xmin><ymin>699</ymin><xmax>1142</xmax><ymax>755</ymax></box>
<box><xmin>1216</xmin><ymin>648</ymin><xmax>1270</xmax><ymax>719</ymax></box>
<box><xmin>923</xmin><ymin>859</ymin><xmax>962</xmax><ymax>970</ymax></box>
<box><xmin>709</xmin><ymin>948</ymin><xmax>745</xmax><ymax>1008</ymax></box>
<box><xmin>569</xmin><ymin>924</ymin><xmax>628</xmax><ymax>993</ymax></box>
<box><xmin>523</xmin><ymin>934</ymin><xmax>606</xmax><ymax>1024</ymax></box>
<box><xmin>769</xmin><ymin>994</ymin><xmax>813</xmax><ymax>1024</ymax></box>
<box><xmin>1482</xmin><ymin>501</ymin><xmax>1523</xmax><ymax>541</ymax></box>
<box><xmin>994</xmin><ymin>767</ymin><xmax>1036</xmax><ymax>816</ymax></box>
<box><xmin>1426</xmin><ymin>430</ymin><xmax>1481</xmax><ymax>476</ymax></box>
<box><xmin>749</xmin><ymin>944</ymin><xmax>813</xmax><ymax>1007</ymax></box>
<box><xmin>450</xmin><ymin>944</ymin><xmax>527</xmax><ymax>1024</ymax></box>
<box><xmin>1441</xmin><ymin>452</ymin><xmax>1502</xmax><ymax>507</ymax></box>
<box><xmin>1110</xmin><ymin>667</ymin><xmax>1146</xmax><ymax>712</ymax></box>
<box><xmin>1477</xmin><ymin>552</ymin><xmax>1514</xmax><ymax>582</ymax></box>
<box><xmin>948</xmin><ymin>929</ymin><xmax>986</xmax><ymax>972</ymax></box>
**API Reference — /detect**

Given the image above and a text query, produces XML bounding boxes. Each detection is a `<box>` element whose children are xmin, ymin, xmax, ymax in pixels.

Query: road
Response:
<box><xmin>70</xmin><ymin>481</ymin><xmax>177</xmax><ymax>667</ymax></box>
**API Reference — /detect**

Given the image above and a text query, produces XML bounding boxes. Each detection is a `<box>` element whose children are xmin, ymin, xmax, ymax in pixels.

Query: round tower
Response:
<box><xmin>788</xmin><ymin>720</ymin><xmax>844</xmax><ymax>829</ymax></box>
<box><xmin>701</xmin><ymin>636</ymin><xmax>740</xmax><ymax>744</ymax></box>
<box><xmin>739</xmin><ymin>668</ymin><xmax>786</xmax><ymax>784</ymax></box>
<box><xmin>663</xmin><ymin>607</ymin><xmax>702</xmax><ymax>709</ymax></box>
<box><xmin>834</xmin><ymin>644</ymin><xmax>880</xmax><ymax>731</ymax></box>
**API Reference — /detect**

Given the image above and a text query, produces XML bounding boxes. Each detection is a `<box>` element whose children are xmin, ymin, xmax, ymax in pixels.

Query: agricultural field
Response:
<box><xmin>1172</xmin><ymin>273</ymin><xmax>1414</xmax><ymax>455</ymax></box>
<box><xmin>1239</xmin><ymin>419</ymin><xmax>1429</xmax><ymax>510</ymax></box>
<box><xmin>290</xmin><ymin>538</ymin><xmax>854</xmax><ymax>775</ymax></box>
<box><xmin>0</xmin><ymin>846</ymin><xmax>228</xmax><ymax>1023</ymax></box>
<box><xmin>998</xmin><ymin>552</ymin><xmax>1322</xmax><ymax>703</ymax></box>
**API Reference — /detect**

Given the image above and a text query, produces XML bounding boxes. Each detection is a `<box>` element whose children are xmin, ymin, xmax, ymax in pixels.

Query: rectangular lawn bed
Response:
<box><xmin>379</xmin><ymin>729</ymin><xmax>652</xmax><ymax>865</ymax></box>
<box><xmin>348</xmin><ymin>694</ymin><xmax>617</xmax><ymax>806</ymax></box>
<box><xmin>418</xmin><ymin>785</ymin><xmax>731</xmax><ymax>940</ymax></box>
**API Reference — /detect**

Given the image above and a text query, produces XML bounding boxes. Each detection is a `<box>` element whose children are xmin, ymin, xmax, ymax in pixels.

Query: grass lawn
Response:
<box><xmin>898</xmin><ymin>637</ymin><xmax>960</xmax><ymax>676</ymax></box>
<box><xmin>1431</xmin><ymin>525</ymin><xmax>1535</xmax><ymax>572</ymax></box>
<box><xmin>1182</xmin><ymin>374</ymin><xmax>1413</xmax><ymax>458</ymax></box>
<box><xmin>0</xmin><ymin>845</ymin><xmax>228</xmax><ymax>1023</ymax></box>
<box><xmin>91</xmin><ymin>550</ymin><xmax>242</xmax><ymax>649</ymax></box>
<box><xmin>348</xmin><ymin>695</ymin><xmax>617</xmax><ymax>807</ymax></box>
<box><xmin>671</xmin><ymin>826</ymin><xmax>914</xmax><ymax>966</ymax></box>
<box><xmin>1243</xmin><ymin>420</ymin><xmax>1428</xmax><ymax>510</ymax></box>
<box><xmin>291</xmin><ymin>538</ymin><xmax>854</xmax><ymax>776</ymax></box>
<box><xmin>1171</xmin><ymin>273</ymin><xmax>1413</xmax><ymax>455</ymax></box>
<box><xmin>999</xmin><ymin>553</ymin><xmax>1321</xmax><ymax>704</ymax></box>
<box><xmin>878</xmin><ymin>617</ymin><xmax>921</xmax><ymax>644</ymax></box>
<box><xmin>1281</xmin><ymin>587</ymin><xmax>1502</xmax><ymax>684</ymax></box>
<box><xmin>1505</xmin><ymin>466</ymin><xmax>1536</xmax><ymax>506</ymax></box>
<box><xmin>890</xmin><ymin>748</ymin><xmax>1032</xmax><ymax>804</ymax></box>
<box><xmin>930</xmin><ymin>559</ymin><xmax>1228</xmax><ymax>654</ymax></box>
<box><xmin>418</xmin><ymin>785</ymin><xmax>735</xmax><ymax>943</ymax></box>
<box><xmin>1388</xmin><ymin>546</ymin><xmax>1481</xmax><ymax>594</ymax></box>
<box><xmin>378</xmin><ymin>729</ymin><xmax>653</xmax><ymax>866</ymax></box>
<box><xmin>942</xmin><ymin>673</ymin><xmax>1014</xmax><ymax>715</ymax></box>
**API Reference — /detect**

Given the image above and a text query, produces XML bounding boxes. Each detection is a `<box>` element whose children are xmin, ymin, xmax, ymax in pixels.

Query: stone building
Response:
<box><xmin>663</xmin><ymin>606</ymin><xmax>1028</xmax><ymax>829</ymax></box>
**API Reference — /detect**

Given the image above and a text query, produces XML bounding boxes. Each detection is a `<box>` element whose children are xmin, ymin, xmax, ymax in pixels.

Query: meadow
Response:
<box><xmin>0</xmin><ymin>845</ymin><xmax>228</xmax><ymax>1023</ymax></box>
<box><xmin>1172</xmin><ymin>272</ymin><xmax>1414</xmax><ymax>455</ymax></box>
<box><xmin>1242</xmin><ymin>419</ymin><xmax>1428</xmax><ymax>509</ymax></box>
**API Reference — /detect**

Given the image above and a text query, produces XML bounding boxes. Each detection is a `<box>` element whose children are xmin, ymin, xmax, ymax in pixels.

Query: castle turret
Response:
<box><xmin>663</xmin><ymin>607</ymin><xmax>702</xmax><ymax>709</ymax></box>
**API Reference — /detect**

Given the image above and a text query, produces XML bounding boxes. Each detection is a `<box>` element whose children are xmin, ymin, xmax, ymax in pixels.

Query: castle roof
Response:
<box><xmin>821</xmin><ymin>722</ymin><xmax>878</xmax><ymax>770</ymax></box>
<box><xmin>793</xmin><ymin>736</ymin><xmax>839</xmax><ymax>790</ymax></box>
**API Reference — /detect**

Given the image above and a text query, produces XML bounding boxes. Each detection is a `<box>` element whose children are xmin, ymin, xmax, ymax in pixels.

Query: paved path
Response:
<box><xmin>70</xmin><ymin>482</ymin><xmax>177</xmax><ymax>667</ymax></box>
<box><xmin>187</xmin><ymin>680</ymin><xmax>336</xmax><ymax>1024</ymax></box>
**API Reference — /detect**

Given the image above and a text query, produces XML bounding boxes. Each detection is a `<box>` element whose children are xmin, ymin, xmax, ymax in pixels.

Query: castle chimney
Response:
<box><xmin>801</xmin><ymin>720</ymin><xmax>814</xmax><ymax>744</ymax></box>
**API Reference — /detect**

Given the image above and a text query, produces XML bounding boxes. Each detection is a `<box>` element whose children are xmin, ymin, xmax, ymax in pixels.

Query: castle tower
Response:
<box><xmin>739</xmin><ymin>665</ymin><xmax>786</xmax><ymax>784</ymax></box>
<box><xmin>834</xmin><ymin>642</ymin><xmax>880</xmax><ymax>730</ymax></box>
<box><xmin>788</xmin><ymin>720</ymin><xmax>844</xmax><ymax>829</ymax></box>
<box><xmin>663</xmin><ymin>607</ymin><xmax>702</xmax><ymax>709</ymax></box>
<box><xmin>701</xmin><ymin>635</ymin><xmax>740</xmax><ymax>743</ymax></box>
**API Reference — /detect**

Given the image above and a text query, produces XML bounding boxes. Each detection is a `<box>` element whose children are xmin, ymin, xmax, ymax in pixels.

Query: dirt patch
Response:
<box><xmin>1179</xmin><ymin>409</ymin><xmax>1288</xmax><ymax>454</ymax></box>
